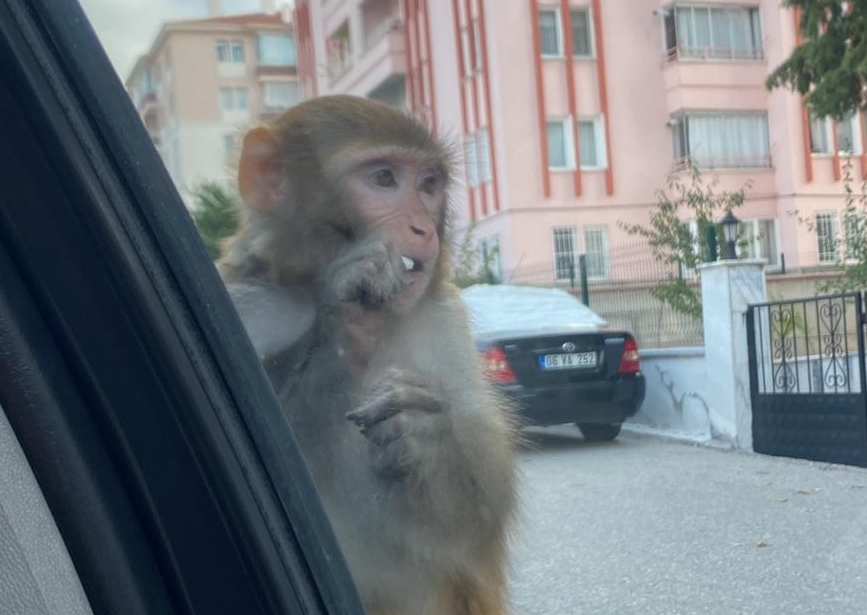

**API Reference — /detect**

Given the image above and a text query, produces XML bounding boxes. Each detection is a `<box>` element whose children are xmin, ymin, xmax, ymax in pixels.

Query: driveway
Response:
<box><xmin>510</xmin><ymin>427</ymin><xmax>867</xmax><ymax>615</ymax></box>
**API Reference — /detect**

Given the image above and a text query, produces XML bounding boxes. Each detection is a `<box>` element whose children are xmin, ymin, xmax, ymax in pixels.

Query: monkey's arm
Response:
<box><xmin>352</xmin><ymin>287</ymin><xmax>518</xmax><ymax>564</ymax></box>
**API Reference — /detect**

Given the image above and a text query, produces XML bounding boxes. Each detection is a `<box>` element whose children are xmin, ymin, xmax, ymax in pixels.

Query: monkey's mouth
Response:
<box><xmin>401</xmin><ymin>255</ymin><xmax>424</xmax><ymax>273</ymax></box>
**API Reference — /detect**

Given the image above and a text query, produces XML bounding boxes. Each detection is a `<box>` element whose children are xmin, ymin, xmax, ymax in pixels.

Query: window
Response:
<box><xmin>460</xmin><ymin>27</ymin><xmax>473</xmax><ymax>76</ymax></box>
<box><xmin>464</xmin><ymin>134</ymin><xmax>479</xmax><ymax>187</ymax></box>
<box><xmin>231</xmin><ymin>40</ymin><xmax>245</xmax><ymax>62</ymax></box>
<box><xmin>670</xmin><ymin>111</ymin><xmax>770</xmax><ymax>169</ymax></box>
<box><xmin>810</xmin><ymin>113</ymin><xmax>863</xmax><ymax>154</ymax></box>
<box><xmin>571</xmin><ymin>8</ymin><xmax>593</xmax><ymax>57</ymax></box>
<box><xmin>553</xmin><ymin>227</ymin><xmax>578</xmax><ymax>281</ymax></box>
<box><xmin>844</xmin><ymin>213</ymin><xmax>864</xmax><ymax>262</ymax></box>
<box><xmin>547</xmin><ymin>118</ymin><xmax>574</xmax><ymax>170</ymax></box>
<box><xmin>539</xmin><ymin>8</ymin><xmax>561</xmax><ymax>56</ymax></box>
<box><xmin>219</xmin><ymin>87</ymin><xmax>248</xmax><ymax>111</ymax></box>
<box><xmin>665</xmin><ymin>4</ymin><xmax>763</xmax><ymax>60</ymax></box>
<box><xmin>262</xmin><ymin>81</ymin><xmax>299</xmax><ymax>110</ymax></box>
<box><xmin>480</xmin><ymin>235</ymin><xmax>501</xmax><ymax>282</ymax></box>
<box><xmin>583</xmin><ymin>227</ymin><xmax>609</xmax><ymax>279</ymax></box>
<box><xmin>472</xmin><ymin>19</ymin><xmax>484</xmax><ymax>71</ymax></box>
<box><xmin>258</xmin><ymin>33</ymin><xmax>297</xmax><ymax>66</ymax></box>
<box><xmin>740</xmin><ymin>218</ymin><xmax>778</xmax><ymax>266</ymax></box>
<box><xmin>223</xmin><ymin>134</ymin><xmax>235</xmax><ymax>161</ymax></box>
<box><xmin>217</xmin><ymin>39</ymin><xmax>245</xmax><ymax>63</ymax></box>
<box><xmin>578</xmin><ymin>117</ymin><xmax>606</xmax><ymax>169</ymax></box>
<box><xmin>476</xmin><ymin>128</ymin><xmax>492</xmax><ymax>183</ymax></box>
<box><xmin>816</xmin><ymin>212</ymin><xmax>839</xmax><ymax>263</ymax></box>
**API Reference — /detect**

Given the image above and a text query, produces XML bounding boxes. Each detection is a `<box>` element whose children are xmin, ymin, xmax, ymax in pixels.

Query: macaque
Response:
<box><xmin>220</xmin><ymin>95</ymin><xmax>517</xmax><ymax>615</ymax></box>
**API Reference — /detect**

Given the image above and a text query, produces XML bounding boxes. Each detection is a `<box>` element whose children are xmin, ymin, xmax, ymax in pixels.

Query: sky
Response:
<box><xmin>78</xmin><ymin>0</ymin><xmax>268</xmax><ymax>79</ymax></box>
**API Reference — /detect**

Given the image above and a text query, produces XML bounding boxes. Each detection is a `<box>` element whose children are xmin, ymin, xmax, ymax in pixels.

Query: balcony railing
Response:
<box><xmin>666</xmin><ymin>45</ymin><xmax>764</xmax><ymax>62</ymax></box>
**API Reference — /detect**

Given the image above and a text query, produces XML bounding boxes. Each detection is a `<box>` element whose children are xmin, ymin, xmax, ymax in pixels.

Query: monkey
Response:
<box><xmin>219</xmin><ymin>95</ymin><xmax>518</xmax><ymax>615</ymax></box>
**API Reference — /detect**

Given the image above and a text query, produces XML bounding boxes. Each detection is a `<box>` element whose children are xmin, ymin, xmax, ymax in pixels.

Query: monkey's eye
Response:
<box><xmin>419</xmin><ymin>173</ymin><xmax>443</xmax><ymax>195</ymax></box>
<box><xmin>371</xmin><ymin>168</ymin><xmax>397</xmax><ymax>188</ymax></box>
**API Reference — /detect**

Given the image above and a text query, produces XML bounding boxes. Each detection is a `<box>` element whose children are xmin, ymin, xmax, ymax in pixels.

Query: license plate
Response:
<box><xmin>539</xmin><ymin>352</ymin><xmax>597</xmax><ymax>370</ymax></box>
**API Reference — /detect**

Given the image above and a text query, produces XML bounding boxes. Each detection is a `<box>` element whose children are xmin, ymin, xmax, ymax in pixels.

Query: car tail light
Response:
<box><xmin>618</xmin><ymin>336</ymin><xmax>641</xmax><ymax>374</ymax></box>
<box><xmin>482</xmin><ymin>345</ymin><xmax>517</xmax><ymax>384</ymax></box>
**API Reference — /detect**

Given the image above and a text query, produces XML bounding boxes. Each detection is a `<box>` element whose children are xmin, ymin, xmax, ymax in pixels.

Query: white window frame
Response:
<box><xmin>582</xmin><ymin>226</ymin><xmax>609</xmax><ymax>280</ymax></box>
<box><xmin>740</xmin><ymin>218</ymin><xmax>779</xmax><ymax>267</ymax></box>
<box><xmin>577</xmin><ymin>116</ymin><xmax>607</xmax><ymax>170</ymax></box>
<box><xmin>553</xmin><ymin>227</ymin><xmax>578</xmax><ymax>282</ymax></box>
<box><xmin>570</xmin><ymin>8</ymin><xmax>594</xmax><ymax>58</ymax></box>
<box><xmin>217</xmin><ymin>39</ymin><xmax>245</xmax><ymax>64</ymax></box>
<box><xmin>539</xmin><ymin>7</ymin><xmax>563</xmax><ymax>57</ymax></box>
<box><xmin>810</xmin><ymin>114</ymin><xmax>863</xmax><ymax>155</ymax></box>
<box><xmin>670</xmin><ymin>110</ymin><xmax>771</xmax><ymax>169</ymax></box>
<box><xmin>476</xmin><ymin>128</ymin><xmax>492</xmax><ymax>184</ymax></box>
<box><xmin>816</xmin><ymin>212</ymin><xmax>840</xmax><ymax>264</ymax></box>
<box><xmin>464</xmin><ymin>134</ymin><xmax>479</xmax><ymax>188</ymax></box>
<box><xmin>547</xmin><ymin>117</ymin><xmax>575</xmax><ymax>171</ymax></box>
<box><xmin>664</xmin><ymin>4</ymin><xmax>764</xmax><ymax>61</ymax></box>
<box><xmin>262</xmin><ymin>80</ymin><xmax>299</xmax><ymax>110</ymax></box>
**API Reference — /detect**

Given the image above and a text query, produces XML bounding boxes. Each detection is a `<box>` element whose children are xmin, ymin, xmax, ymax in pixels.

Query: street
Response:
<box><xmin>509</xmin><ymin>427</ymin><xmax>867</xmax><ymax>615</ymax></box>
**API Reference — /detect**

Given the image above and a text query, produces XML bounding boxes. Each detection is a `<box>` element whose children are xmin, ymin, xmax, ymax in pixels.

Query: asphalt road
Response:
<box><xmin>509</xmin><ymin>427</ymin><xmax>867</xmax><ymax>615</ymax></box>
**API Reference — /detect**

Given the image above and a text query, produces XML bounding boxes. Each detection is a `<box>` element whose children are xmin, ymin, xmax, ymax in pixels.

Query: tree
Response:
<box><xmin>619</xmin><ymin>166</ymin><xmax>749</xmax><ymax>318</ymax></box>
<box><xmin>451</xmin><ymin>223</ymin><xmax>500</xmax><ymax>288</ymax></box>
<box><xmin>190</xmin><ymin>181</ymin><xmax>240</xmax><ymax>260</ymax></box>
<box><xmin>766</xmin><ymin>1</ymin><xmax>867</xmax><ymax>120</ymax></box>
<box><xmin>809</xmin><ymin>158</ymin><xmax>867</xmax><ymax>292</ymax></box>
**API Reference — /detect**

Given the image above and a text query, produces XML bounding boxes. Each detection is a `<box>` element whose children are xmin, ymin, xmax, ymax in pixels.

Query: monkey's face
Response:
<box><xmin>344</xmin><ymin>147</ymin><xmax>447</xmax><ymax>313</ymax></box>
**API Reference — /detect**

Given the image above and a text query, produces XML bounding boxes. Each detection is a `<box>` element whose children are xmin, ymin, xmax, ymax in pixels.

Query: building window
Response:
<box><xmin>665</xmin><ymin>5</ymin><xmax>763</xmax><ymax>61</ymax></box>
<box><xmin>258</xmin><ymin>34</ymin><xmax>297</xmax><ymax>66</ymax></box>
<box><xmin>816</xmin><ymin>212</ymin><xmax>839</xmax><ymax>264</ymax></box>
<box><xmin>460</xmin><ymin>27</ymin><xmax>473</xmax><ymax>76</ymax></box>
<box><xmin>547</xmin><ymin>118</ymin><xmax>574</xmax><ymax>170</ymax></box>
<box><xmin>219</xmin><ymin>87</ymin><xmax>248</xmax><ymax>110</ymax></box>
<box><xmin>740</xmin><ymin>218</ymin><xmax>778</xmax><ymax>267</ymax></box>
<box><xmin>553</xmin><ymin>227</ymin><xmax>578</xmax><ymax>281</ymax></box>
<box><xmin>571</xmin><ymin>8</ymin><xmax>593</xmax><ymax>57</ymax></box>
<box><xmin>583</xmin><ymin>227</ymin><xmax>609</xmax><ymax>279</ymax></box>
<box><xmin>670</xmin><ymin>111</ymin><xmax>770</xmax><ymax>169</ymax></box>
<box><xmin>476</xmin><ymin>128</ymin><xmax>492</xmax><ymax>184</ymax></box>
<box><xmin>217</xmin><ymin>39</ymin><xmax>245</xmax><ymax>63</ymax></box>
<box><xmin>578</xmin><ymin>117</ymin><xmax>607</xmax><ymax>169</ymax></box>
<box><xmin>472</xmin><ymin>19</ymin><xmax>484</xmax><ymax>71</ymax></box>
<box><xmin>465</xmin><ymin>134</ymin><xmax>479</xmax><ymax>188</ymax></box>
<box><xmin>223</xmin><ymin>134</ymin><xmax>235</xmax><ymax>162</ymax></box>
<box><xmin>810</xmin><ymin>113</ymin><xmax>862</xmax><ymax>154</ymax></box>
<box><xmin>327</xmin><ymin>21</ymin><xmax>352</xmax><ymax>80</ymax></box>
<box><xmin>480</xmin><ymin>235</ymin><xmax>501</xmax><ymax>282</ymax></box>
<box><xmin>262</xmin><ymin>81</ymin><xmax>299</xmax><ymax>110</ymax></box>
<box><xmin>539</xmin><ymin>8</ymin><xmax>562</xmax><ymax>56</ymax></box>
<box><xmin>844</xmin><ymin>213</ymin><xmax>864</xmax><ymax>262</ymax></box>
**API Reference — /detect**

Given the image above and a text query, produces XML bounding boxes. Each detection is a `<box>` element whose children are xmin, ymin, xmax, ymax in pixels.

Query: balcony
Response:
<box><xmin>662</xmin><ymin>54</ymin><xmax>769</xmax><ymax>113</ymax></box>
<box><xmin>331</xmin><ymin>22</ymin><xmax>405</xmax><ymax>96</ymax></box>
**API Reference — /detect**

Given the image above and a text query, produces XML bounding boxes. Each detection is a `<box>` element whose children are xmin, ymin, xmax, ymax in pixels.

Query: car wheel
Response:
<box><xmin>577</xmin><ymin>422</ymin><xmax>622</xmax><ymax>441</ymax></box>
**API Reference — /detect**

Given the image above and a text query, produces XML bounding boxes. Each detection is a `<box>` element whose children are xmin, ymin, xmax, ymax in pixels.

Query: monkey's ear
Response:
<box><xmin>238</xmin><ymin>125</ymin><xmax>284</xmax><ymax>212</ymax></box>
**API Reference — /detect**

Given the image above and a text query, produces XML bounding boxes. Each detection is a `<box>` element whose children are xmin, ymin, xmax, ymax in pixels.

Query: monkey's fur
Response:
<box><xmin>221</xmin><ymin>95</ymin><xmax>518</xmax><ymax>615</ymax></box>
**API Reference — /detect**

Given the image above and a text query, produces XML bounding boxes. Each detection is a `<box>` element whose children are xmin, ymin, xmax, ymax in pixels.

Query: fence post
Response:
<box><xmin>697</xmin><ymin>259</ymin><xmax>767</xmax><ymax>449</ymax></box>
<box><xmin>579</xmin><ymin>254</ymin><xmax>589</xmax><ymax>306</ymax></box>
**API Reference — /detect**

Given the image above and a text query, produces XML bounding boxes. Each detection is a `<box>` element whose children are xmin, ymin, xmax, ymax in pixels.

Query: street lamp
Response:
<box><xmin>720</xmin><ymin>209</ymin><xmax>740</xmax><ymax>260</ymax></box>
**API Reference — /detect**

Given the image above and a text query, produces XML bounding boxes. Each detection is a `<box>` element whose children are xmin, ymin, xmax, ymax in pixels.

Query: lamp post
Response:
<box><xmin>720</xmin><ymin>210</ymin><xmax>740</xmax><ymax>260</ymax></box>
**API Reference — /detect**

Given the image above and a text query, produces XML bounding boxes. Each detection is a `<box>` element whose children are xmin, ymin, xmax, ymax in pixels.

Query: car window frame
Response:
<box><xmin>0</xmin><ymin>2</ymin><xmax>364</xmax><ymax>614</ymax></box>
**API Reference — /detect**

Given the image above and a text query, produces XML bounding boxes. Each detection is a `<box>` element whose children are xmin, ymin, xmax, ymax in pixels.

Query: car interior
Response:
<box><xmin>0</xmin><ymin>1</ymin><xmax>364</xmax><ymax>613</ymax></box>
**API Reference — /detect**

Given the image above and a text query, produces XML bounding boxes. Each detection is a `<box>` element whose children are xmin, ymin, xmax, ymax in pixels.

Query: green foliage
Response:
<box><xmin>190</xmin><ymin>181</ymin><xmax>240</xmax><ymax>260</ymax></box>
<box><xmin>812</xmin><ymin>158</ymin><xmax>867</xmax><ymax>293</ymax></box>
<box><xmin>766</xmin><ymin>0</ymin><xmax>867</xmax><ymax>120</ymax></box>
<box><xmin>619</xmin><ymin>166</ymin><xmax>750</xmax><ymax>318</ymax></box>
<box><xmin>452</xmin><ymin>223</ymin><xmax>500</xmax><ymax>288</ymax></box>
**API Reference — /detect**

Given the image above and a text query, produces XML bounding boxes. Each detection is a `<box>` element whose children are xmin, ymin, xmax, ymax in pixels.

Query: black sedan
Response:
<box><xmin>461</xmin><ymin>285</ymin><xmax>646</xmax><ymax>441</ymax></box>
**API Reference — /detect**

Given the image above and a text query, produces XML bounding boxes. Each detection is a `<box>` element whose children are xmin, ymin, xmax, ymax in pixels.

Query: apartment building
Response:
<box><xmin>126</xmin><ymin>11</ymin><xmax>299</xmax><ymax>200</ymax></box>
<box><xmin>295</xmin><ymin>0</ymin><xmax>862</xmax><ymax>284</ymax></box>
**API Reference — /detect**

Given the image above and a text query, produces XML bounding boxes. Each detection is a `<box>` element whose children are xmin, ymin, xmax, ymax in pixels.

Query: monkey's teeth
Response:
<box><xmin>401</xmin><ymin>256</ymin><xmax>414</xmax><ymax>271</ymax></box>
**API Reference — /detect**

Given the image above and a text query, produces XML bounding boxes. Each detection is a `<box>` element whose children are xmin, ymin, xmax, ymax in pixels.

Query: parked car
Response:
<box><xmin>461</xmin><ymin>284</ymin><xmax>646</xmax><ymax>441</ymax></box>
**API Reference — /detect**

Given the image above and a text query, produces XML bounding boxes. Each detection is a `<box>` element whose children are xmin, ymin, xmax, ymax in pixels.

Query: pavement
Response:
<box><xmin>509</xmin><ymin>427</ymin><xmax>867</xmax><ymax>615</ymax></box>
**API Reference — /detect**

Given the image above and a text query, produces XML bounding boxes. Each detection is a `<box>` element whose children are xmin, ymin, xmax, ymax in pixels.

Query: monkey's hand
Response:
<box><xmin>326</xmin><ymin>235</ymin><xmax>407</xmax><ymax>310</ymax></box>
<box><xmin>346</xmin><ymin>369</ymin><xmax>447</xmax><ymax>480</ymax></box>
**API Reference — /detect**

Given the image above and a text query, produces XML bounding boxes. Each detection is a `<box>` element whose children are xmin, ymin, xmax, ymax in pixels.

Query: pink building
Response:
<box><xmin>126</xmin><ymin>11</ymin><xmax>299</xmax><ymax>201</ymax></box>
<box><xmin>295</xmin><ymin>0</ymin><xmax>861</xmax><ymax>285</ymax></box>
